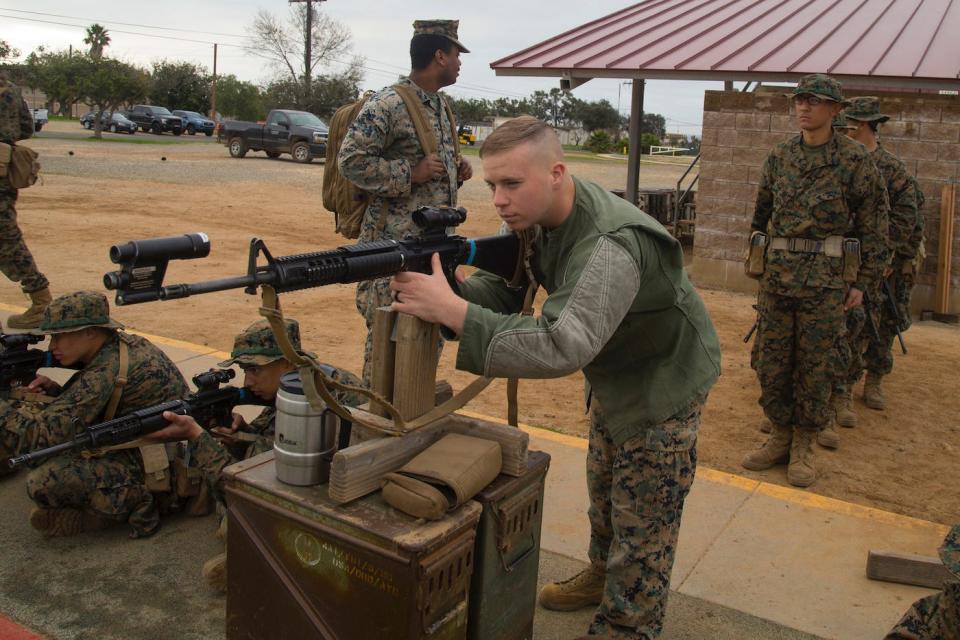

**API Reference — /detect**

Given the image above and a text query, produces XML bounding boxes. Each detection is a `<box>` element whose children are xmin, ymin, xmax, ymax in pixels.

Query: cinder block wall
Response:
<box><xmin>692</xmin><ymin>90</ymin><xmax>960</xmax><ymax>314</ymax></box>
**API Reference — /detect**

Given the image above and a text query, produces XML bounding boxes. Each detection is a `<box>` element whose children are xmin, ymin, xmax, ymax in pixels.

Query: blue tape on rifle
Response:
<box><xmin>466</xmin><ymin>239</ymin><xmax>477</xmax><ymax>266</ymax></box>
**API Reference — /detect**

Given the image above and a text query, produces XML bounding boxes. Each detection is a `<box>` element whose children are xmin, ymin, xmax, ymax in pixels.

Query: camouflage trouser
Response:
<box><xmin>356</xmin><ymin>277</ymin><xmax>443</xmax><ymax>385</ymax></box>
<box><xmin>885</xmin><ymin>582</ymin><xmax>960</xmax><ymax>639</ymax></box>
<box><xmin>0</xmin><ymin>190</ymin><xmax>49</xmax><ymax>294</ymax></box>
<box><xmin>25</xmin><ymin>450</ymin><xmax>161</xmax><ymax>537</ymax></box>
<box><xmin>865</xmin><ymin>269</ymin><xmax>914</xmax><ymax>377</ymax></box>
<box><xmin>586</xmin><ymin>397</ymin><xmax>701</xmax><ymax>639</ymax></box>
<box><xmin>755</xmin><ymin>289</ymin><xmax>845</xmax><ymax>431</ymax></box>
<box><xmin>831</xmin><ymin>300</ymin><xmax>878</xmax><ymax>396</ymax></box>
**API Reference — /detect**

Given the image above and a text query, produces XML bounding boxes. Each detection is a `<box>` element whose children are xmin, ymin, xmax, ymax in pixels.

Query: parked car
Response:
<box><xmin>172</xmin><ymin>110</ymin><xmax>216</xmax><ymax>136</ymax></box>
<box><xmin>80</xmin><ymin>111</ymin><xmax>138</xmax><ymax>134</ymax></box>
<box><xmin>125</xmin><ymin>105</ymin><xmax>183</xmax><ymax>135</ymax></box>
<box><xmin>220</xmin><ymin>109</ymin><xmax>328</xmax><ymax>163</ymax></box>
<box><xmin>31</xmin><ymin>108</ymin><xmax>48</xmax><ymax>132</ymax></box>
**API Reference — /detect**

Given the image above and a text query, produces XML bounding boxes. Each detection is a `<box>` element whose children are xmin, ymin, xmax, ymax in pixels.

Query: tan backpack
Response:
<box><xmin>0</xmin><ymin>142</ymin><xmax>40</xmax><ymax>190</ymax></box>
<box><xmin>322</xmin><ymin>85</ymin><xmax>460</xmax><ymax>239</ymax></box>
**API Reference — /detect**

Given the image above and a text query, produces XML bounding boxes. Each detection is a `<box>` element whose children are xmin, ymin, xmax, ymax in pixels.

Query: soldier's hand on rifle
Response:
<box><xmin>457</xmin><ymin>158</ymin><xmax>473</xmax><ymax>182</ymax></box>
<box><xmin>390</xmin><ymin>253</ymin><xmax>468</xmax><ymax>335</ymax></box>
<box><xmin>26</xmin><ymin>375</ymin><xmax>61</xmax><ymax>396</ymax></box>
<box><xmin>211</xmin><ymin>412</ymin><xmax>246</xmax><ymax>437</ymax></box>
<box><xmin>844</xmin><ymin>287</ymin><xmax>864</xmax><ymax>311</ymax></box>
<box><xmin>143</xmin><ymin>411</ymin><xmax>204</xmax><ymax>442</ymax></box>
<box><xmin>411</xmin><ymin>154</ymin><xmax>446</xmax><ymax>184</ymax></box>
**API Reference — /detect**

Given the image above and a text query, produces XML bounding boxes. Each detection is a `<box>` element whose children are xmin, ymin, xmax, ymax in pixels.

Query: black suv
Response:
<box><xmin>126</xmin><ymin>105</ymin><xmax>184</xmax><ymax>135</ymax></box>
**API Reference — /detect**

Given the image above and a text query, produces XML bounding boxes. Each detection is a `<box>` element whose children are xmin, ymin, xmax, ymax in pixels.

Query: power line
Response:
<box><xmin>0</xmin><ymin>6</ymin><xmax>247</xmax><ymax>39</ymax></box>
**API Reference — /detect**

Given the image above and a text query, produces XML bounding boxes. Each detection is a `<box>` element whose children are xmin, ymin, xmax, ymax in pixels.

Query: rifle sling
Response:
<box><xmin>507</xmin><ymin>229</ymin><xmax>540</xmax><ymax>426</ymax></box>
<box><xmin>258</xmin><ymin>286</ymin><xmax>493</xmax><ymax>436</ymax></box>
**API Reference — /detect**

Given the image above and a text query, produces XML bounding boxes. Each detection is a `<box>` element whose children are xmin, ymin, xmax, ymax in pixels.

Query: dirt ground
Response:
<box><xmin>9</xmin><ymin>122</ymin><xmax>959</xmax><ymax>526</ymax></box>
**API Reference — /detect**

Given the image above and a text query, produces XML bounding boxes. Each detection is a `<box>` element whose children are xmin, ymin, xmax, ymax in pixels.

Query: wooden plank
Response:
<box><xmin>368</xmin><ymin>307</ymin><xmax>396</xmax><ymax>418</ymax></box>
<box><xmin>866</xmin><ymin>550</ymin><xmax>952</xmax><ymax>589</ymax></box>
<box><xmin>328</xmin><ymin>413</ymin><xmax>530</xmax><ymax>504</ymax></box>
<box><xmin>935</xmin><ymin>184</ymin><xmax>956</xmax><ymax>315</ymax></box>
<box><xmin>392</xmin><ymin>313</ymin><xmax>439</xmax><ymax>420</ymax></box>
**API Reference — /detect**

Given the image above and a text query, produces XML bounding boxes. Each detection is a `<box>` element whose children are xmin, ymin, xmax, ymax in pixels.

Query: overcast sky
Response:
<box><xmin>2</xmin><ymin>0</ymin><xmax>730</xmax><ymax>135</ymax></box>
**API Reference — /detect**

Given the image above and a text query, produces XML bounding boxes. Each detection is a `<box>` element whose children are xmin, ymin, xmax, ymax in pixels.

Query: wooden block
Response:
<box><xmin>444</xmin><ymin>413</ymin><xmax>529</xmax><ymax>477</ymax></box>
<box><xmin>866</xmin><ymin>550</ymin><xmax>952</xmax><ymax>589</ymax></box>
<box><xmin>369</xmin><ymin>307</ymin><xmax>396</xmax><ymax>418</ymax></box>
<box><xmin>392</xmin><ymin>313</ymin><xmax>439</xmax><ymax>420</ymax></box>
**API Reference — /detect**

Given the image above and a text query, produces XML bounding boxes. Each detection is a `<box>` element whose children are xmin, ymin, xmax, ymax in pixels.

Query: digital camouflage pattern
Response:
<box><xmin>586</xmin><ymin>398</ymin><xmax>701</xmax><ymax>639</ymax></box>
<box><xmin>785</xmin><ymin>73</ymin><xmax>846</xmax><ymax>103</ymax></box>
<box><xmin>412</xmin><ymin>19</ymin><xmax>470</xmax><ymax>52</ymax></box>
<box><xmin>845</xmin><ymin>96</ymin><xmax>891</xmax><ymax>122</ymax></box>
<box><xmin>338</xmin><ymin>76</ymin><xmax>460</xmax><ymax>381</ymax></box>
<box><xmin>885</xmin><ymin>525</ymin><xmax>960</xmax><ymax>640</ymax></box>
<box><xmin>6</xmin><ymin>332</ymin><xmax>190</xmax><ymax>537</ymax></box>
<box><xmin>190</xmin><ymin>366</ymin><xmax>364</xmax><ymax>505</ymax></box>
<box><xmin>0</xmin><ymin>77</ymin><xmax>48</xmax><ymax>294</ymax></box>
<box><xmin>217</xmin><ymin>318</ymin><xmax>307</xmax><ymax>367</ymax></box>
<box><xmin>37</xmin><ymin>290</ymin><xmax>124</xmax><ymax>333</ymax></box>
<box><xmin>870</xmin><ymin>144</ymin><xmax>920</xmax><ymax>263</ymax></box>
<box><xmin>751</xmin><ymin>133</ymin><xmax>890</xmax><ymax>295</ymax></box>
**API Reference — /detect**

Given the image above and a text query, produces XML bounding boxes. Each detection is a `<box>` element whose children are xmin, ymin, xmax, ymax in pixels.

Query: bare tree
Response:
<box><xmin>246</xmin><ymin>5</ymin><xmax>357</xmax><ymax>107</ymax></box>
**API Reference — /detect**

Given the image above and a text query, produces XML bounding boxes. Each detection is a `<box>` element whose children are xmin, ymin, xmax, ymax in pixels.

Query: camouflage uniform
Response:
<box><xmin>0</xmin><ymin>76</ymin><xmax>48</xmax><ymax>295</ymax></box>
<box><xmin>0</xmin><ymin>292</ymin><xmax>189</xmax><ymax>537</ymax></box>
<box><xmin>456</xmin><ymin>176</ymin><xmax>720</xmax><ymax>638</ymax></box>
<box><xmin>187</xmin><ymin>319</ymin><xmax>363</xmax><ymax>504</ymax></box>
<box><xmin>750</xmin><ymin>77</ymin><xmax>889</xmax><ymax>437</ymax></box>
<box><xmin>338</xmin><ymin>20</ymin><xmax>467</xmax><ymax>382</ymax></box>
<box><xmin>885</xmin><ymin>525</ymin><xmax>960</xmax><ymax>639</ymax></box>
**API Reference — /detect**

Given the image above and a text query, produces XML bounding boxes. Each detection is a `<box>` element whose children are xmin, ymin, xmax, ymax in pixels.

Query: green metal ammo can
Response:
<box><xmin>467</xmin><ymin>450</ymin><xmax>551</xmax><ymax>640</ymax></box>
<box><xmin>222</xmin><ymin>450</ymin><xmax>482</xmax><ymax>640</ymax></box>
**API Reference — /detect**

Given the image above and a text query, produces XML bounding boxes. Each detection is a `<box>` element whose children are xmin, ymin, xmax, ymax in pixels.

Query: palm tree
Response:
<box><xmin>84</xmin><ymin>24</ymin><xmax>111</xmax><ymax>59</ymax></box>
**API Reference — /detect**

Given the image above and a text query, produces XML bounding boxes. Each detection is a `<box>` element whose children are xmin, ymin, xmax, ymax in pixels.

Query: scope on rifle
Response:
<box><xmin>192</xmin><ymin>368</ymin><xmax>235</xmax><ymax>389</ymax></box>
<box><xmin>110</xmin><ymin>233</ymin><xmax>210</xmax><ymax>265</ymax></box>
<box><xmin>0</xmin><ymin>334</ymin><xmax>44</xmax><ymax>349</ymax></box>
<box><xmin>412</xmin><ymin>206</ymin><xmax>466</xmax><ymax>231</ymax></box>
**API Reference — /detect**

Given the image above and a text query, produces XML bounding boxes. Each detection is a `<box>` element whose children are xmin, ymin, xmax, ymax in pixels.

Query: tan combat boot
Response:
<box><xmin>742</xmin><ymin>423</ymin><xmax>792</xmax><ymax>471</ymax></box>
<box><xmin>833</xmin><ymin>389</ymin><xmax>857</xmax><ymax>428</ymax></box>
<box><xmin>787</xmin><ymin>429</ymin><xmax>817</xmax><ymax>487</ymax></box>
<box><xmin>202</xmin><ymin>552</ymin><xmax>228</xmax><ymax>593</ymax></box>
<box><xmin>863</xmin><ymin>373</ymin><xmax>886</xmax><ymax>410</ymax></box>
<box><xmin>7</xmin><ymin>287</ymin><xmax>52</xmax><ymax>330</ymax></box>
<box><xmin>538</xmin><ymin>564</ymin><xmax>605</xmax><ymax>611</ymax></box>
<box><xmin>29</xmin><ymin>507</ymin><xmax>111</xmax><ymax>537</ymax></box>
<box><xmin>817</xmin><ymin>422</ymin><xmax>840</xmax><ymax>449</ymax></box>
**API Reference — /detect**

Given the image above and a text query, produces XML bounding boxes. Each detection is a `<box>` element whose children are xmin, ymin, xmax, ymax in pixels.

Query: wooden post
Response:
<box><xmin>935</xmin><ymin>184</ymin><xmax>956</xmax><ymax>318</ymax></box>
<box><xmin>392</xmin><ymin>313</ymin><xmax>440</xmax><ymax>420</ymax></box>
<box><xmin>368</xmin><ymin>308</ymin><xmax>396</xmax><ymax>418</ymax></box>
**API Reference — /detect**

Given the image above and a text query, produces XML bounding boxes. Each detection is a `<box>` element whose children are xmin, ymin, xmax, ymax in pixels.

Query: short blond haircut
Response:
<box><xmin>480</xmin><ymin>116</ymin><xmax>560</xmax><ymax>158</ymax></box>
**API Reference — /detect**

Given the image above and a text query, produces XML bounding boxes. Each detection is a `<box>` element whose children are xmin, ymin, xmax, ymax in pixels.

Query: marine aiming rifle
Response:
<box><xmin>0</xmin><ymin>333</ymin><xmax>76</xmax><ymax>398</ymax></box>
<box><xmin>6</xmin><ymin>368</ymin><xmax>267</xmax><ymax>469</ymax></box>
<box><xmin>102</xmin><ymin>206</ymin><xmax>522</xmax><ymax>306</ymax></box>
<box><xmin>882</xmin><ymin>279</ymin><xmax>908</xmax><ymax>355</ymax></box>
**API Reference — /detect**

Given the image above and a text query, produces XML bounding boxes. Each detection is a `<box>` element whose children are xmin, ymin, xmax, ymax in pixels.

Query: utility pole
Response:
<box><xmin>210</xmin><ymin>43</ymin><xmax>218</xmax><ymax>122</ymax></box>
<box><xmin>288</xmin><ymin>0</ymin><xmax>326</xmax><ymax>109</ymax></box>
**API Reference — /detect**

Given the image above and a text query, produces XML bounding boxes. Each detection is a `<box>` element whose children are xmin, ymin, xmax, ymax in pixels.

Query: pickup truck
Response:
<box><xmin>221</xmin><ymin>109</ymin><xmax>328</xmax><ymax>163</ymax></box>
<box><xmin>31</xmin><ymin>108</ymin><xmax>48</xmax><ymax>132</ymax></box>
<box><xmin>126</xmin><ymin>105</ymin><xmax>183</xmax><ymax>135</ymax></box>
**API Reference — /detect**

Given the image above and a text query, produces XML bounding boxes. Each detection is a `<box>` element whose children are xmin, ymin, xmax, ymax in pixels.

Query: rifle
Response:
<box><xmin>102</xmin><ymin>206</ymin><xmax>521</xmax><ymax>306</ymax></box>
<box><xmin>6</xmin><ymin>368</ymin><xmax>268</xmax><ymax>469</ymax></box>
<box><xmin>882</xmin><ymin>279</ymin><xmax>908</xmax><ymax>355</ymax></box>
<box><xmin>0</xmin><ymin>334</ymin><xmax>76</xmax><ymax>397</ymax></box>
<box><xmin>743</xmin><ymin>305</ymin><xmax>760</xmax><ymax>343</ymax></box>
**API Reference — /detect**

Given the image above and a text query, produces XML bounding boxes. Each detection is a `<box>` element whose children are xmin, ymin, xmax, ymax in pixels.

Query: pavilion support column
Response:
<box><xmin>626</xmin><ymin>78</ymin><xmax>645</xmax><ymax>205</ymax></box>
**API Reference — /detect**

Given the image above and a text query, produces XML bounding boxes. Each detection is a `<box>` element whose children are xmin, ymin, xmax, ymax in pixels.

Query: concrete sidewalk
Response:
<box><xmin>0</xmin><ymin>305</ymin><xmax>948</xmax><ymax>639</ymax></box>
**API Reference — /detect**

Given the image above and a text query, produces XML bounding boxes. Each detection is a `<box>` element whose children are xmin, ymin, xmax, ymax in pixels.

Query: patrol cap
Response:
<box><xmin>844</xmin><ymin>96</ymin><xmax>890</xmax><ymax>123</ymax></box>
<box><xmin>941</xmin><ymin>525</ymin><xmax>960</xmax><ymax>577</ymax></box>
<box><xmin>785</xmin><ymin>73</ymin><xmax>847</xmax><ymax>105</ymax></box>
<box><xmin>413</xmin><ymin>20</ymin><xmax>470</xmax><ymax>53</ymax></box>
<box><xmin>217</xmin><ymin>319</ymin><xmax>308</xmax><ymax>368</ymax></box>
<box><xmin>36</xmin><ymin>291</ymin><xmax>124</xmax><ymax>335</ymax></box>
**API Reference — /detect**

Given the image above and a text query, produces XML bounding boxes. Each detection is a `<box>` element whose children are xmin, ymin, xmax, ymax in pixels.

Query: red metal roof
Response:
<box><xmin>491</xmin><ymin>0</ymin><xmax>960</xmax><ymax>88</ymax></box>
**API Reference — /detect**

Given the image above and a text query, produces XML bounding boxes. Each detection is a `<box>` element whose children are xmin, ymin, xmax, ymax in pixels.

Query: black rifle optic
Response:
<box><xmin>102</xmin><ymin>207</ymin><xmax>521</xmax><ymax>306</ymax></box>
<box><xmin>0</xmin><ymin>333</ymin><xmax>76</xmax><ymax>394</ymax></box>
<box><xmin>7</xmin><ymin>368</ymin><xmax>268</xmax><ymax>469</ymax></box>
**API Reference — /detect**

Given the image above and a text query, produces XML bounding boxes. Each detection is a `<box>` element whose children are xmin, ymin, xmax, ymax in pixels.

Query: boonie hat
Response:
<box><xmin>785</xmin><ymin>73</ymin><xmax>847</xmax><ymax>105</ymax></box>
<box><xmin>36</xmin><ymin>291</ymin><xmax>124</xmax><ymax>335</ymax></box>
<box><xmin>217</xmin><ymin>319</ymin><xmax>307</xmax><ymax>367</ymax></box>
<box><xmin>844</xmin><ymin>96</ymin><xmax>890</xmax><ymax>123</ymax></box>
<box><xmin>413</xmin><ymin>19</ymin><xmax>470</xmax><ymax>53</ymax></box>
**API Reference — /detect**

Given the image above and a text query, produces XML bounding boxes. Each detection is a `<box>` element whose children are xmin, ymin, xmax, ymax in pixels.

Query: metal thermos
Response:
<box><xmin>274</xmin><ymin>371</ymin><xmax>337</xmax><ymax>486</ymax></box>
